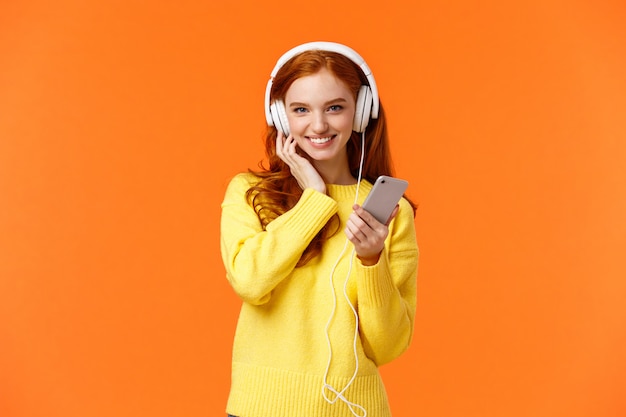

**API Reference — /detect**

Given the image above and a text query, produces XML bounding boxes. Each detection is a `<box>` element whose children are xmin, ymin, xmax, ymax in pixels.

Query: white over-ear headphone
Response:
<box><xmin>265</xmin><ymin>41</ymin><xmax>380</xmax><ymax>136</ymax></box>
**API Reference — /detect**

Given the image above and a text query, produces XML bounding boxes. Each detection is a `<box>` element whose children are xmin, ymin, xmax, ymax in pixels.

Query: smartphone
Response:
<box><xmin>361</xmin><ymin>175</ymin><xmax>409</xmax><ymax>224</ymax></box>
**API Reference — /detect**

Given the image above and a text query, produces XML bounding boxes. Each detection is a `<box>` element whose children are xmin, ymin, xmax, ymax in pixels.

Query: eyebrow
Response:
<box><xmin>288</xmin><ymin>98</ymin><xmax>349</xmax><ymax>108</ymax></box>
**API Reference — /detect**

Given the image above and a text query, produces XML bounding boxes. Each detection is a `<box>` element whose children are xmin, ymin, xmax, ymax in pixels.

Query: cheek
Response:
<box><xmin>286</xmin><ymin>115</ymin><xmax>306</xmax><ymax>134</ymax></box>
<box><xmin>338</xmin><ymin>114</ymin><xmax>354</xmax><ymax>133</ymax></box>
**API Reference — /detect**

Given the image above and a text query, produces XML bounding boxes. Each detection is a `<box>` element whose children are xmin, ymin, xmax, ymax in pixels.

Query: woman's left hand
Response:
<box><xmin>345</xmin><ymin>204</ymin><xmax>399</xmax><ymax>265</ymax></box>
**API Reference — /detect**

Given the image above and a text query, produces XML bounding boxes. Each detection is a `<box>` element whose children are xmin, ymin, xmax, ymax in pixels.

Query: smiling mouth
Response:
<box><xmin>307</xmin><ymin>135</ymin><xmax>335</xmax><ymax>144</ymax></box>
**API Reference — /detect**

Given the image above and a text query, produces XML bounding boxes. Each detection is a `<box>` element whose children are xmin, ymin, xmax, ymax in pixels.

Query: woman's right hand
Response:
<box><xmin>275</xmin><ymin>130</ymin><xmax>326</xmax><ymax>194</ymax></box>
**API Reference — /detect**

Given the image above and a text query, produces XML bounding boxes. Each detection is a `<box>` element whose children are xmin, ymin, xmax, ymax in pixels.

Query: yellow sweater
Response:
<box><xmin>220</xmin><ymin>173</ymin><xmax>419</xmax><ymax>417</ymax></box>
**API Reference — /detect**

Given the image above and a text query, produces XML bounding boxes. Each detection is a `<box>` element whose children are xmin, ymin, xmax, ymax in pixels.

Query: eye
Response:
<box><xmin>292</xmin><ymin>107</ymin><xmax>308</xmax><ymax>113</ymax></box>
<box><xmin>328</xmin><ymin>105</ymin><xmax>343</xmax><ymax>112</ymax></box>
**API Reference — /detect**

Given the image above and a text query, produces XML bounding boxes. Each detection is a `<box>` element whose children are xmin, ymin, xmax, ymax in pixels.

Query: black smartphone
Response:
<box><xmin>361</xmin><ymin>175</ymin><xmax>409</xmax><ymax>224</ymax></box>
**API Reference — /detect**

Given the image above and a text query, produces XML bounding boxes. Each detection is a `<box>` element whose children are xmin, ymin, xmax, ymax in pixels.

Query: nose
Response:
<box><xmin>311</xmin><ymin>111</ymin><xmax>328</xmax><ymax>133</ymax></box>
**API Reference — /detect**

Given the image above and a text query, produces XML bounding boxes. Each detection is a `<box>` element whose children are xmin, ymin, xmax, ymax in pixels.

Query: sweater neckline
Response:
<box><xmin>326</xmin><ymin>180</ymin><xmax>373</xmax><ymax>201</ymax></box>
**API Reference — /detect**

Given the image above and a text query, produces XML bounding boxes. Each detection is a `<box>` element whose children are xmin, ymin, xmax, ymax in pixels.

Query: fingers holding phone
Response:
<box><xmin>345</xmin><ymin>203</ymin><xmax>396</xmax><ymax>265</ymax></box>
<box><xmin>346</xmin><ymin>175</ymin><xmax>407</xmax><ymax>264</ymax></box>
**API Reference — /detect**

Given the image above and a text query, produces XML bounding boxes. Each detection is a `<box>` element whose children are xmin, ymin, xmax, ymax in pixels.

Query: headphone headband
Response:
<box><xmin>264</xmin><ymin>41</ymin><xmax>380</xmax><ymax>126</ymax></box>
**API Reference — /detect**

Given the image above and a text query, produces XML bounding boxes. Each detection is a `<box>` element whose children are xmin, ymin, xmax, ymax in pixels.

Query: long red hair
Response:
<box><xmin>247</xmin><ymin>49</ymin><xmax>415</xmax><ymax>266</ymax></box>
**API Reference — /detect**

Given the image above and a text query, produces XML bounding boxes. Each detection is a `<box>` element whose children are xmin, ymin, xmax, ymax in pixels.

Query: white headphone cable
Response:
<box><xmin>322</xmin><ymin>132</ymin><xmax>367</xmax><ymax>417</ymax></box>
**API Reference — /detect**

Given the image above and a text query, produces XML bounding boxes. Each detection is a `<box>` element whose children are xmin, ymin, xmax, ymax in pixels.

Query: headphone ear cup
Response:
<box><xmin>270</xmin><ymin>100</ymin><xmax>290</xmax><ymax>137</ymax></box>
<box><xmin>353</xmin><ymin>85</ymin><xmax>373</xmax><ymax>133</ymax></box>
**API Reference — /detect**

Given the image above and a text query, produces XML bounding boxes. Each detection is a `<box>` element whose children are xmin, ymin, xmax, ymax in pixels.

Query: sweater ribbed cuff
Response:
<box><xmin>357</xmin><ymin>250</ymin><xmax>396</xmax><ymax>307</ymax></box>
<box><xmin>266</xmin><ymin>188</ymin><xmax>337</xmax><ymax>243</ymax></box>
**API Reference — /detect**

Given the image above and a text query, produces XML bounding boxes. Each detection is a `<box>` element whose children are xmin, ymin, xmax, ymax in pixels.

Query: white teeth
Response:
<box><xmin>309</xmin><ymin>136</ymin><xmax>332</xmax><ymax>144</ymax></box>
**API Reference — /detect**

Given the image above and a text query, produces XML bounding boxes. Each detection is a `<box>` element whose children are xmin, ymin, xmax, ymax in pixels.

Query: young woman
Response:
<box><xmin>220</xmin><ymin>42</ymin><xmax>419</xmax><ymax>417</ymax></box>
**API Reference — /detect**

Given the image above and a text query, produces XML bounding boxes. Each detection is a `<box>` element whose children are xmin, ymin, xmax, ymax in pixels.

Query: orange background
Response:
<box><xmin>1</xmin><ymin>1</ymin><xmax>625</xmax><ymax>416</ymax></box>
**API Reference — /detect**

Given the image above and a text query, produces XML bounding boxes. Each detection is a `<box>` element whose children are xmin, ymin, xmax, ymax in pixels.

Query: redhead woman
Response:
<box><xmin>220</xmin><ymin>42</ymin><xmax>419</xmax><ymax>417</ymax></box>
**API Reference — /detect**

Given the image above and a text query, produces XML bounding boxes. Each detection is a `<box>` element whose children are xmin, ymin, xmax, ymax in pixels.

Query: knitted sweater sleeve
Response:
<box><xmin>356</xmin><ymin>197</ymin><xmax>419</xmax><ymax>366</ymax></box>
<box><xmin>220</xmin><ymin>173</ymin><xmax>338</xmax><ymax>305</ymax></box>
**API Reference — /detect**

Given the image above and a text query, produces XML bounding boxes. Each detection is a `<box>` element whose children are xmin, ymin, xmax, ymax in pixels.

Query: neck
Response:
<box><xmin>314</xmin><ymin>160</ymin><xmax>356</xmax><ymax>185</ymax></box>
